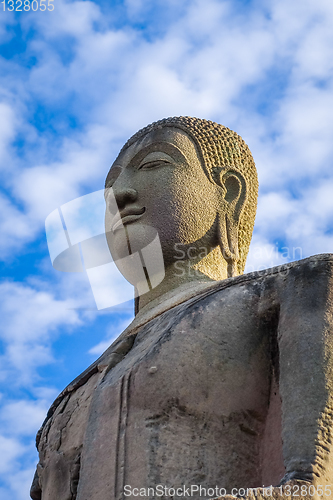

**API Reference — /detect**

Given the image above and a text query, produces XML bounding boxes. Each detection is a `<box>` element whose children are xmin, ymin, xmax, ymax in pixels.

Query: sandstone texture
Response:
<box><xmin>31</xmin><ymin>254</ymin><xmax>333</xmax><ymax>499</ymax></box>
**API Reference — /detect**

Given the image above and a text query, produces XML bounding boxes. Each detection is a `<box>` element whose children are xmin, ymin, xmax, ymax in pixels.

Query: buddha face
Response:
<box><xmin>105</xmin><ymin>127</ymin><xmax>223</xmax><ymax>270</ymax></box>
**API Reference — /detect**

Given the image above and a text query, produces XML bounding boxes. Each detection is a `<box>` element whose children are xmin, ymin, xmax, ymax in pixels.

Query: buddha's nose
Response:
<box><xmin>113</xmin><ymin>187</ymin><xmax>138</xmax><ymax>209</ymax></box>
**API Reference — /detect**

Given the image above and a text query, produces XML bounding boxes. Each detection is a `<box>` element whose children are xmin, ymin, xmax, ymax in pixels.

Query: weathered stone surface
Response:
<box><xmin>31</xmin><ymin>255</ymin><xmax>333</xmax><ymax>499</ymax></box>
<box><xmin>31</xmin><ymin>117</ymin><xmax>333</xmax><ymax>499</ymax></box>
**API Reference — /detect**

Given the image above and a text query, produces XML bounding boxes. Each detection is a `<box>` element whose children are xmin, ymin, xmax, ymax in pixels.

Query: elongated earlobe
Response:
<box><xmin>217</xmin><ymin>212</ymin><xmax>239</xmax><ymax>278</ymax></box>
<box><xmin>217</xmin><ymin>170</ymin><xmax>247</xmax><ymax>277</ymax></box>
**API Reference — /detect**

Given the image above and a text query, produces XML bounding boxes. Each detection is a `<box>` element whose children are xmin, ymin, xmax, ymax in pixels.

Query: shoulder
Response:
<box><xmin>36</xmin><ymin>333</ymin><xmax>136</xmax><ymax>449</ymax></box>
<box><xmin>265</xmin><ymin>253</ymin><xmax>333</xmax><ymax>296</ymax></box>
<box><xmin>220</xmin><ymin>253</ymin><xmax>333</xmax><ymax>293</ymax></box>
<box><xmin>35</xmin><ymin>361</ymin><xmax>100</xmax><ymax>449</ymax></box>
<box><xmin>185</xmin><ymin>254</ymin><xmax>333</xmax><ymax>317</ymax></box>
<box><xmin>237</xmin><ymin>253</ymin><xmax>333</xmax><ymax>289</ymax></box>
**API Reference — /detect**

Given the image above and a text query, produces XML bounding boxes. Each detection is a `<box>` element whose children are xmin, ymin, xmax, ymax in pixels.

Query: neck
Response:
<box><xmin>137</xmin><ymin>246</ymin><xmax>229</xmax><ymax>312</ymax></box>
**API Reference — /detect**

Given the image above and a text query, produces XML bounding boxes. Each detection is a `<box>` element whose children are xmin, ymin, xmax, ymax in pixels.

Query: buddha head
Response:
<box><xmin>105</xmin><ymin>117</ymin><xmax>258</xmax><ymax>304</ymax></box>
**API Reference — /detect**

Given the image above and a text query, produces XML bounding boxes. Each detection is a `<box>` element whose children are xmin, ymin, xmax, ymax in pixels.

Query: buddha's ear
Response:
<box><xmin>216</xmin><ymin>170</ymin><xmax>247</xmax><ymax>278</ymax></box>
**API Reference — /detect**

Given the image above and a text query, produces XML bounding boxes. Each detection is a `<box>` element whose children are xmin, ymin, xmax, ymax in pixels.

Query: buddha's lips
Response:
<box><xmin>112</xmin><ymin>207</ymin><xmax>145</xmax><ymax>232</ymax></box>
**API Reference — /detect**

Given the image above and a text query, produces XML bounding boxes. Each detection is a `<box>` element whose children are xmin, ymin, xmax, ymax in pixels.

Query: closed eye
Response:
<box><xmin>138</xmin><ymin>159</ymin><xmax>171</xmax><ymax>170</ymax></box>
<box><xmin>138</xmin><ymin>151</ymin><xmax>174</xmax><ymax>170</ymax></box>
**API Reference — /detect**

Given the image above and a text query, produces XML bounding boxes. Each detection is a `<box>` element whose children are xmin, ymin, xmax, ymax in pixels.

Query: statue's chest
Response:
<box><xmin>41</xmin><ymin>289</ymin><xmax>273</xmax><ymax>499</ymax></box>
<box><xmin>103</xmin><ymin>290</ymin><xmax>270</xmax><ymax>418</ymax></box>
<box><xmin>74</xmin><ymin>293</ymin><xmax>271</xmax><ymax>498</ymax></box>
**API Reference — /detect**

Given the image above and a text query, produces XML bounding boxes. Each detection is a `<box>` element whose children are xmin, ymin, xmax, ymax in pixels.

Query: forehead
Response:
<box><xmin>113</xmin><ymin>127</ymin><xmax>200</xmax><ymax>168</ymax></box>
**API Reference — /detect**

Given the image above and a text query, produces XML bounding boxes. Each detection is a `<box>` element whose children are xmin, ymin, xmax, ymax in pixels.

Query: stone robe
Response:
<box><xmin>30</xmin><ymin>254</ymin><xmax>333</xmax><ymax>500</ymax></box>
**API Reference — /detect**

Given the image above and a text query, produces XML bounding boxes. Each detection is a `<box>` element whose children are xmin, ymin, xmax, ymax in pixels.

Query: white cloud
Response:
<box><xmin>0</xmin><ymin>437</ymin><xmax>37</xmax><ymax>500</ymax></box>
<box><xmin>0</xmin><ymin>280</ymin><xmax>83</xmax><ymax>385</ymax></box>
<box><xmin>0</xmin><ymin>435</ymin><xmax>25</xmax><ymax>474</ymax></box>
<box><xmin>0</xmin><ymin>122</ymin><xmax>117</xmax><ymax>258</ymax></box>
<box><xmin>22</xmin><ymin>0</ymin><xmax>101</xmax><ymax>40</ymax></box>
<box><xmin>0</xmin><ymin>10</ymin><xmax>17</xmax><ymax>44</ymax></box>
<box><xmin>0</xmin><ymin>102</ymin><xmax>17</xmax><ymax>164</ymax></box>
<box><xmin>88</xmin><ymin>316</ymin><xmax>133</xmax><ymax>356</ymax></box>
<box><xmin>0</xmin><ymin>194</ymin><xmax>35</xmax><ymax>258</ymax></box>
<box><xmin>0</xmin><ymin>281</ymin><xmax>80</xmax><ymax>344</ymax></box>
<box><xmin>245</xmin><ymin>236</ymin><xmax>290</xmax><ymax>274</ymax></box>
<box><xmin>0</xmin><ymin>399</ymin><xmax>48</xmax><ymax>437</ymax></box>
<box><xmin>5</xmin><ymin>467</ymin><xmax>37</xmax><ymax>500</ymax></box>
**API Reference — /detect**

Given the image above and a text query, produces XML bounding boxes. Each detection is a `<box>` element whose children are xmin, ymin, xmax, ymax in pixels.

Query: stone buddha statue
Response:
<box><xmin>31</xmin><ymin>117</ymin><xmax>333</xmax><ymax>500</ymax></box>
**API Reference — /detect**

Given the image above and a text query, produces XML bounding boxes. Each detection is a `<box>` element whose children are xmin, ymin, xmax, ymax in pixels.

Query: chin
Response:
<box><xmin>108</xmin><ymin>223</ymin><xmax>158</xmax><ymax>255</ymax></box>
<box><xmin>106</xmin><ymin>223</ymin><xmax>164</xmax><ymax>287</ymax></box>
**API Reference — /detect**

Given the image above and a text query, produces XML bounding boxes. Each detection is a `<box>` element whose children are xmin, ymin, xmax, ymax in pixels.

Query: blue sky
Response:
<box><xmin>1</xmin><ymin>0</ymin><xmax>333</xmax><ymax>497</ymax></box>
